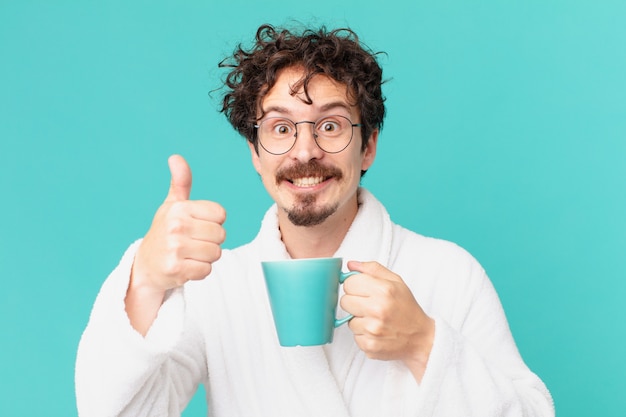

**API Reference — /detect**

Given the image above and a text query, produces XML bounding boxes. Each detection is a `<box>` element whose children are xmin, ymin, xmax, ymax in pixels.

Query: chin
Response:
<box><xmin>286</xmin><ymin>204</ymin><xmax>338</xmax><ymax>227</ymax></box>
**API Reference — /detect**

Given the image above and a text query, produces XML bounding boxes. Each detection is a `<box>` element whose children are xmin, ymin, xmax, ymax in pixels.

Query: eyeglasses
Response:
<box><xmin>254</xmin><ymin>115</ymin><xmax>362</xmax><ymax>155</ymax></box>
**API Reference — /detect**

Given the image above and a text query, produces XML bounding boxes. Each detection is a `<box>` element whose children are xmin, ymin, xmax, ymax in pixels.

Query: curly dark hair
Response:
<box><xmin>219</xmin><ymin>24</ymin><xmax>386</xmax><ymax>153</ymax></box>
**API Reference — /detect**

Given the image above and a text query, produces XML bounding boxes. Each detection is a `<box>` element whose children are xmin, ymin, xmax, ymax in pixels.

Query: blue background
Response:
<box><xmin>1</xmin><ymin>1</ymin><xmax>624</xmax><ymax>415</ymax></box>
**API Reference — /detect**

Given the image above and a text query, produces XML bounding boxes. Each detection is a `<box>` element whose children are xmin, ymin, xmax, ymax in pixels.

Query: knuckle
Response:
<box><xmin>173</xmin><ymin>276</ymin><xmax>187</xmax><ymax>287</ymax></box>
<box><xmin>162</xmin><ymin>256</ymin><xmax>182</xmax><ymax>276</ymax></box>
<box><xmin>163</xmin><ymin>202</ymin><xmax>179</xmax><ymax>218</ymax></box>
<box><xmin>339</xmin><ymin>295</ymin><xmax>348</xmax><ymax>311</ymax></box>
<box><xmin>369</xmin><ymin>261</ymin><xmax>383</xmax><ymax>271</ymax></box>
<box><xmin>368</xmin><ymin>303</ymin><xmax>390</xmax><ymax>321</ymax></box>
<box><xmin>165</xmin><ymin>238</ymin><xmax>184</xmax><ymax>256</ymax></box>
<box><xmin>361</xmin><ymin>338</ymin><xmax>382</xmax><ymax>357</ymax></box>
<box><xmin>215</xmin><ymin>226</ymin><xmax>227</xmax><ymax>244</ymax></box>
<box><xmin>206</xmin><ymin>202</ymin><xmax>226</xmax><ymax>224</ymax></box>
<box><xmin>216</xmin><ymin>206</ymin><xmax>227</xmax><ymax>224</ymax></box>
<box><xmin>365</xmin><ymin>320</ymin><xmax>386</xmax><ymax>337</ymax></box>
<box><xmin>166</xmin><ymin>217</ymin><xmax>186</xmax><ymax>234</ymax></box>
<box><xmin>212</xmin><ymin>245</ymin><xmax>223</xmax><ymax>261</ymax></box>
<box><xmin>380</xmin><ymin>281</ymin><xmax>395</xmax><ymax>296</ymax></box>
<box><xmin>342</xmin><ymin>277</ymin><xmax>355</xmax><ymax>293</ymax></box>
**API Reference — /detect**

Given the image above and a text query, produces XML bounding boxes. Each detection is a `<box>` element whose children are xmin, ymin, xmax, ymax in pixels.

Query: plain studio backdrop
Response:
<box><xmin>1</xmin><ymin>1</ymin><xmax>624</xmax><ymax>416</ymax></box>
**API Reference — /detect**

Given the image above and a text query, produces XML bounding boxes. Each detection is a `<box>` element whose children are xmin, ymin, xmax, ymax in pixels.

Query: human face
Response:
<box><xmin>249</xmin><ymin>66</ymin><xmax>378</xmax><ymax>227</ymax></box>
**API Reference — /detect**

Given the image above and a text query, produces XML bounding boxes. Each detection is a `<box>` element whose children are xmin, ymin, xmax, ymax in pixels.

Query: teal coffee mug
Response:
<box><xmin>262</xmin><ymin>257</ymin><xmax>357</xmax><ymax>347</ymax></box>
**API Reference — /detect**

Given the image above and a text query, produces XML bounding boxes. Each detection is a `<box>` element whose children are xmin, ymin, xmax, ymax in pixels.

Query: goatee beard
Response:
<box><xmin>286</xmin><ymin>195</ymin><xmax>339</xmax><ymax>227</ymax></box>
<box><xmin>276</xmin><ymin>160</ymin><xmax>343</xmax><ymax>227</ymax></box>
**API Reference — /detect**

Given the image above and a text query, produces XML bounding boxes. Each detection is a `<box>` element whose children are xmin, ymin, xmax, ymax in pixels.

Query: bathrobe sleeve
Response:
<box><xmin>391</xmin><ymin>230</ymin><xmax>554</xmax><ymax>416</ymax></box>
<box><xmin>419</xmin><ymin>283</ymin><xmax>554</xmax><ymax>416</ymax></box>
<box><xmin>75</xmin><ymin>241</ymin><xmax>206</xmax><ymax>417</ymax></box>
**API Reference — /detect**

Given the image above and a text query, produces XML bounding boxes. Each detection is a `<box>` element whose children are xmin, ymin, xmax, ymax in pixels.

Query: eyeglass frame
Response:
<box><xmin>253</xmin><ymin>115</ymin><xmax>363</xmax><ymax>155</ymax></box>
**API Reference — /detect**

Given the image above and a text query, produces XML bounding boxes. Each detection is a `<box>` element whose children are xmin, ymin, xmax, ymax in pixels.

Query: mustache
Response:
<box><xmin>275</xmin><ymin>160</ymin><xmax>343</xmax><ymax>183</ymax></box>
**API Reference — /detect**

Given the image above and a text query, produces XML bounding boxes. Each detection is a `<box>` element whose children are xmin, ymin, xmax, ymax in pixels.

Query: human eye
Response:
<box><xmin>266</xmin><ymin>119</ymin><xmax>294</xmax><ymax>138</ymax></box>
<box><xmin>316</xmin><ymin>117</ymin><xmax>344</xmax><ymax>137</ymax></box>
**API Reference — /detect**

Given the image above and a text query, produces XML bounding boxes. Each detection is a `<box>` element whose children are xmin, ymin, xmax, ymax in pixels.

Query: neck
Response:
<box><xmin>278</xmin><ymin>194</ymin><xmax>359</xmax><ymax>259</ymax></box>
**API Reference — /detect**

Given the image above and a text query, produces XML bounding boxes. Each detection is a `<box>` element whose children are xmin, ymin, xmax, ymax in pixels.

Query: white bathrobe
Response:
<box><xmin>75</xmin><ymin>189</ymin><xmax>554</xmax><ymax>417</ymax></box>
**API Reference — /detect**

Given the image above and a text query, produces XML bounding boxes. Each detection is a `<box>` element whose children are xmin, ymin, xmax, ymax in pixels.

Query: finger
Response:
<box><xmin>176</xmin><ymin>238</ymin><xmax>223</xmax><ymax>263</ymax></box>
<box><xmin>340</xmin><ymin>293</ymin><xmax>369</xmax><ymax>317</ymax></box>
<box><xmin>175</xmin><ymin>259</ymin><xmax>214</xmax><ymax>283</ymax></box>
<box><xmin>166</xmin><ymin>154</ymin><xmax>192</xmax><ymax>202</ymax></box>
<box><xmin>189</xmin><ymin>220</ymin><xmax>226</xmax><ymax>245</ymax></box>
<box><xmin>347</xmin><ymin>316</ymin><xmax>366</xmax><ymax>334</ymax></box>
<box><xmin>187</xmin><ymin>200</ymin><xmax>227</xmax><ymax>225</ymax></box>
<box><xmin>342</xmin><ymin>273</ymin><xmax>377</xmax><ymax>297</ymax></box>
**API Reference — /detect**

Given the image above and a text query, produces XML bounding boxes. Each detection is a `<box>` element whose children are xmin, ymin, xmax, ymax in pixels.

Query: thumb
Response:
<box><xmin>165</xmin><ymin>154</ymin><xmax>192</xmax><ymax>201</ymax></box>
<box><xmin>347</xmin><ymin>260</ymin><xmax>402</xmax><ymax>283</ymax></box>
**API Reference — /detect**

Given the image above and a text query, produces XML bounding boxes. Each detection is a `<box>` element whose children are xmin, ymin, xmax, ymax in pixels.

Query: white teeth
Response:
<box><xmin>292</xmin><ymin>177</ymin><xmax>324</xmax><ymax>187</ymax></box>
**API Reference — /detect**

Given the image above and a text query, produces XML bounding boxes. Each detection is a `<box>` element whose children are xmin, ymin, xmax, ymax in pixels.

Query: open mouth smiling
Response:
<box><xmin>290</xmin><ymin>176</ymin><xmax>328</xmax><ymax>187</ymax></box>
<box><xmin>276</xmin><ymin>161</ymin><xmax>343</xmax><ymax>188</ymax></box>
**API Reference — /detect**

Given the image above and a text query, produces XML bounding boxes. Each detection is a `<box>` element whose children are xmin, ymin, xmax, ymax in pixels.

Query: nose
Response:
<box><xmin>289</xmin><ymin>121</ymin><xmax>324</xmax><ymax>162</ymax></box>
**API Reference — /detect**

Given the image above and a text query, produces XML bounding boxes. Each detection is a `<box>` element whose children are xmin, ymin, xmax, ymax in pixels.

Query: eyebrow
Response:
<box><xmin>318</xmin><ymin>101</ymin><xmax>353</xmax><ymax>113</ymax></box>
<box><xmin>262</xmin><ymin>101</ymin><xmax>353</xmax><ymax>117</ymax></box>
<box><xmin>262</xmin><ymin>105</ymin><xmax>292</xmax><ymax>115</ymax></box>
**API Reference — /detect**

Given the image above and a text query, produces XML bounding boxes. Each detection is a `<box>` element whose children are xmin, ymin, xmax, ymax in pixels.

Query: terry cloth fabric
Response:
<box><xmin>76</xmin><ymin>188</ymin><xmax>554</xmax><ymax>417</ymax></box>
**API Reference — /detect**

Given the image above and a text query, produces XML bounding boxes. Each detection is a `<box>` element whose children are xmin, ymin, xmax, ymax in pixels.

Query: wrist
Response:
<box><xmin>128</xmin><ymin>259</ymin><xmax>167</xmax><ymax>298</ymax></box>
<box><xmin>124</xmin><ymin>261</ymin><xmax>167</xmax><ymax>336</ymax></box>
<box><xmin>403</xmin><ymin>317</ymin><xmax>435</xmax><ymax>383</ymax></box>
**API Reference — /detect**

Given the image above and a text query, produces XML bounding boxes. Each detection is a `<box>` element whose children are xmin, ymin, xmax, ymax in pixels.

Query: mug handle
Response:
<box><xmin>334</xmin><ymin>271</ymin><xmax>359</xmax><ymax>327</ymax></box>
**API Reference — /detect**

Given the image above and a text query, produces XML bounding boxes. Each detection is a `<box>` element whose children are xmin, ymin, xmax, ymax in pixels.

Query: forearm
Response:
<box><xmin>402</xmin><ymin>316</ymin><xmax>435</xmax><ymax>384</ymax></box>
<box><xmin>125</xmin><ymin>262</ymin><xmax>167</xmax><ymax>336</ymax></box>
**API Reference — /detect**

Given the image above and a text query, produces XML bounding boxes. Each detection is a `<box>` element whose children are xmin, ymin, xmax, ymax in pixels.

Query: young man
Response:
<box><xmin>76</xmin><ymin>25</ymin><xmax>554</xmax><ymax>416</ymax></box>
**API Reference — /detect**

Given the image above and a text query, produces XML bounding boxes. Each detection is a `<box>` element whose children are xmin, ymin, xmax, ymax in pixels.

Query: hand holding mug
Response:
<box><xmin>340</xmin><ymin>261</ymin><xmax>434</xmax><ymax>382</ymax></box>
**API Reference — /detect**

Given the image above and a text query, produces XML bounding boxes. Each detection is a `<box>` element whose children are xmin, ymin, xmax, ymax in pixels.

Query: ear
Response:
<box><xmin>248</xmin><ymin>140</ymin><xmax>262</xmax><ymax>174</ymax></box>
<box><xmin>361</xmin><ymin>129</ymin><xmax>378</xmax><ymax>171</ymax></box>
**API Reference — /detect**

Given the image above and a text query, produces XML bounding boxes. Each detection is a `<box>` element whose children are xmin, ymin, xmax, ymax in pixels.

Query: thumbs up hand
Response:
<box><xmin>127</xmin><ymin>155</ymin><xmax>226</xmax><ymax>329</ymax></box>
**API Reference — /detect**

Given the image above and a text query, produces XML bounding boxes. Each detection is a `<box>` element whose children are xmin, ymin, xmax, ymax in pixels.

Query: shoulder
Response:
<box><xmin>389</xmin><ymin>223</ymin><xmax>488</xmax><ymax>293</ymax></box>
<box><xmin>389</xmin><ymin>224</ymin><xmax>494</xmax><ymax>320</ymax></box>
<box><xmin>391</xmin><ymin>224</ymin><xmax>479</xmax><ymax>268</ymax></box>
